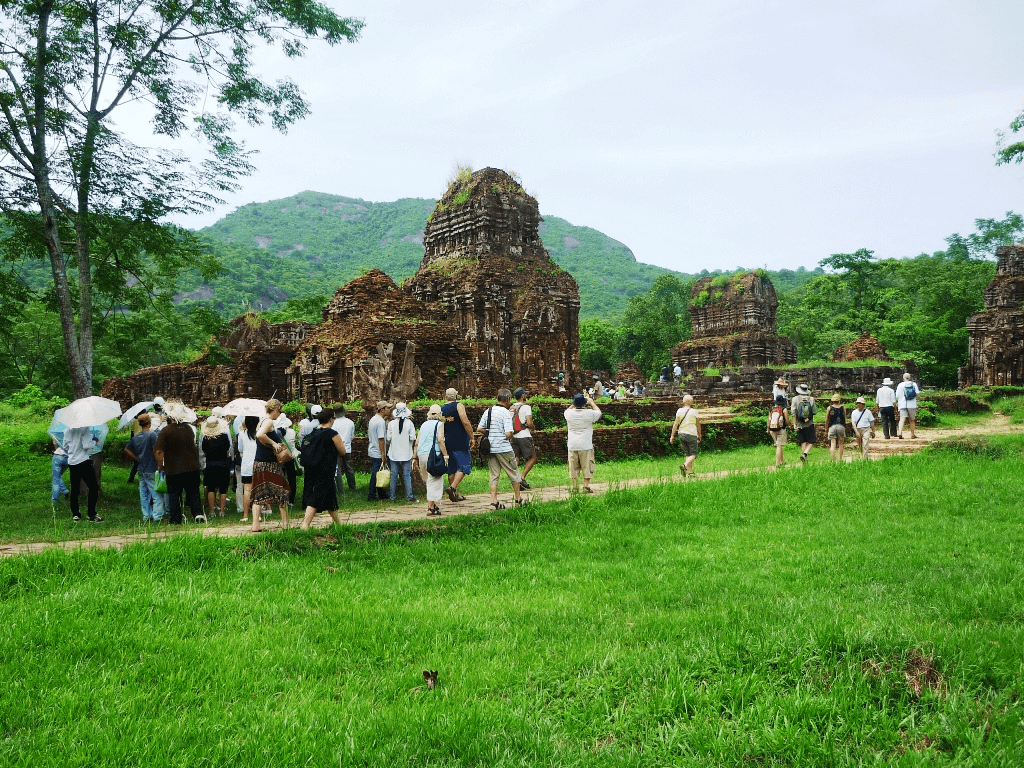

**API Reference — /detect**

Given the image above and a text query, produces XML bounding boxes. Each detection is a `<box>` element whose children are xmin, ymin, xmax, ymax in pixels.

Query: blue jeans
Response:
<box><xmin>51</xmin><ymin>454</ymin><xmax>69</xmax><ymax>502</ymax></box>
<box><xmin>389</xmin><ymin>459</ymin><xmax>414</xmax><ymax>501</ymax></box>
<box><xmin>138</xmin><ymin>471</ymin><xmax>165</xmax><ymax>521</ymax></box>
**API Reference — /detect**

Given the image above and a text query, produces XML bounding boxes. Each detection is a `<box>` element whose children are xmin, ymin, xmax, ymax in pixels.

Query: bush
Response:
<box><xmin>2</xmin><ymin>385</ymin><xmax>69</xmax><ymax>417</ymax></box>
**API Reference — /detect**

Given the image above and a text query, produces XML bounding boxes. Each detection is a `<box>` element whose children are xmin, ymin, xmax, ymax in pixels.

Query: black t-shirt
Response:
<box><xmin>201</xmin><ymin>433</ymin><xmax>231</xmax><ymax>467</ymax></box>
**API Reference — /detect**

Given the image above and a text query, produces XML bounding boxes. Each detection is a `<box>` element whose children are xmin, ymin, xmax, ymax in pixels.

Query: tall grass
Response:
<box><xmin>1</xmin><ymin>442</ymin><xmax>1023</xmax><ymax>765</ymax></box>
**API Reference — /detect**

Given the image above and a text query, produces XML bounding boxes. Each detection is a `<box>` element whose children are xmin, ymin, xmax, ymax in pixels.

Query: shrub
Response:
<box><xmin>3</xmin><ymin>385</ymin><xmax>69</xmax><ymax>417</ymax></box>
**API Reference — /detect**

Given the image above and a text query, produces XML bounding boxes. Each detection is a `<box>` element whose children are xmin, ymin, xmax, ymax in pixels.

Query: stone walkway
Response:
<box><xmin>3</xmin><ymin>413</ymin><xmax>1020</xmax><ymax>558</ymax></box>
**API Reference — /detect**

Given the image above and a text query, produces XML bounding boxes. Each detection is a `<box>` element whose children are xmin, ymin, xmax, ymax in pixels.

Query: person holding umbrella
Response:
<box><xmin>52</xmin><ymin>395</ymin><xmax>121</xmax><ymax>522</ymax></box>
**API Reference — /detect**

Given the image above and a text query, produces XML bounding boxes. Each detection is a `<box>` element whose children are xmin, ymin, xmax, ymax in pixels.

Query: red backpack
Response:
<box><xmin>512</xmin><ymin>404</ymin><xmax>524</xmax><ymax>433</ymax></box>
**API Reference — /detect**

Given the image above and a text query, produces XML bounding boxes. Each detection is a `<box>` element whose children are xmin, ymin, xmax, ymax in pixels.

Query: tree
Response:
<box><xmin>0</xmin><ymin>0</ymin><xmax>363</xmax><ymax>397</ymax></box>
<box><xmin>616</xmin><ymin>274</ymin><xmax>693</xmax><ymax>377</ymax></box>
<box><xmin>819</xmin><ymin>248</ymin><xmax>877</xmax><ymax>312</ymax></box>
<box><xmin>579</xmin><ymin>318</ymin><xmax>618</xmax><ymax>371</ymax></box>
<box><xmin>997</xmin><ymin>109</ymin><xmax>1024</xmax><ymax>165</ymax></box>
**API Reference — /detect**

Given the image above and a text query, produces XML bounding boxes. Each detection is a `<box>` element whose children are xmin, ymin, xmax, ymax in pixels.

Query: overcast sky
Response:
<box><xmin>172</xmin><ymin>0</ymin><xmax>1024</xmax><ymax>274</ymax></box>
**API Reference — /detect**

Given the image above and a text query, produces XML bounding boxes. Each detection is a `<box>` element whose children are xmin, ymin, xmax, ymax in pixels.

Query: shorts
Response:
<box><xmin>827</xmin><ymin>425</ymin><xmax>846</xmax><ymax>441</ymax></box>
<box><xmin>448</xmin><ymin>450</ymin><xmax>472</xmax><ymax>476</ymax></box>
<box><xmin>678</xmin><ymin>434</ymin><xmax>699</xmax><ymax>457</ymax></box>
<box><xmin>797</xmin><ymin>425</ymin><xmax>816</xmax><ymax>445</ymax></box>
<box><xmin>568</xmin><ymin>449</ymin><xmax>596</xmax><ymax>480</ymax></box>
<box><xmin>203</xmin><ymin>466</ymin><xmax>230</xmax><ymax>494</ymax></box>
<box><xmin>511</xmin><ymin>436</ymin><xmax>535</xmax><ymax>461</ymax></box>
<box><xmin>241</xmin><ymin>475</ymin><xmax>253</xmax><ymax>484</ymax></box>
<box><xmin>899</xmin><ymin>407</ymin><xmax>918</xmax><ymax>418</ymax></box>
<box><xmin>487</xmin><ymin>451</ymin><xmax>521</xmax><ymax>486</ymax></box>
<box><xmin>769</xmin><ymin>429</ymin><xmax>787</xmax><ymax>447</ymax></box>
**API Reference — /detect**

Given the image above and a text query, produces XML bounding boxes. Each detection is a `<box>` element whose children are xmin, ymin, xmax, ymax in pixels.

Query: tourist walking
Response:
<box><xmin>478</xmin><ymin>388</ymin><xmax>524</xmax><ymax>508</ymax></box>
<box><xmin>387</xmin><ymin>402</ymin><xmax>418</xmax><ymax>503</ymax></box>
<box><xmin>564</xmin><ymin>392</ymin><xmax>602</xmax><ymax>492</ymax></box>
<box><xmin>64</xmin><ymin>426</ymin><xmax>103</xmax><ymax>522</ymax></box>
<box><xmin>850</xmin><ymin>397</ymin><xmax>875</xmax><ymax>459</ymax></box>
<box><xmin>334</xmin><ymin>405</ymin><xmax>357</xmax><ymax>493</ymax></box>
<box><xmin>237</xmin><ymin>416</ymin><xmax>259</xmax><ymax>522</ymax></box>
<box><xmin>366</xmin><ymin>400</ymin><xmax>391</xmax><ymax>501</ymax></box>
<box><xmin>876</xmin><ymin>377</ymin><xmax>898</xmax><ymax>440</ymax></box>
<box><xmin>825</xmin><ymin>393</ymin><xmax>847</xmax><ymax>462</ymax></box>
<box><xmin>670</xmin><ymin>394</ymin><xmax>702</xmax><ymax>477</ymax></box>
<box><xmin>251</xmin><ymin>399</ymin><xmax>291</xmax><ymax>532</ymax></box>
<box><xmin>896</xmin><ymin>372</ymin><xmax>920</xmax><ymax>439</ymax></box>
<box><xmin>124</xmin><ymin>413</ymin><xmax>162</xmax><ymax>522</ymax></box>
<box><xmin>766</xmin><ymin>394</ymin><xmax>789</xmax><ymax>468</ymax></box>
<box><xmin>442</xmin><ymin>388</ymin><xmax>474</xmax><ymax>502</ymax></box>
<box><xmin>299</xmin><ymin>407</ymin><xmax>346</xmax><ymax>530</ymax></box>
<box><xmin>790</xmin><ymin>384</ymin><xmax>817</xmax><ymax>464</ymax></box>
<box><xmin>772</xmin><ymin>377</ymin><xmax>789</xmax><ymax>405</ymax></box>
<box><xmin>511</xmin><ymin>387</ymin><xmax>539</xmax><ymax>489</ymax></box>
<box><xmin>413</xmin><ymin>404</ymin><xmax>450</xmax><ymax>516</ymax></box>
<box><xmin>200</xmin><ymin>413</ymin><xmax>232</xmax><ymax>518</ymax></box>
<box><xmin>153</xmin><ymin>405</ymin><xmax>203</xmax><ymax>525</ymax></box>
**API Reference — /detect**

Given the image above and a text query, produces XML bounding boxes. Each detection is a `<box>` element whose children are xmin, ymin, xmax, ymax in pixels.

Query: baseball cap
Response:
<box><xmin>513</xmin><ymin>387</ymin><xmax>528</xmax><ymax>399</ymax></box>
<box><xmin>376</xmin><ymin>400</ymin><xmax>393</xmax><ymax>411</ymax></box>
<box><xmin>573</xmin><ymin>393</ymin><xmax>587</xmax><ymax>407</ymax></box>
<box><xmin>310</xmin><ymin>404</ymin><xmax>323</xmax><ymax>416</ymax></box>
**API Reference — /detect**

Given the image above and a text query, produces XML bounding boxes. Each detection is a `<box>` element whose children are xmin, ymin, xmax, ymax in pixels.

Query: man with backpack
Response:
<box><xmin>896</xmin><ymin>373</ymin><xmax>920</xmax><ymax>439</ymax></box>
<box><xmin>510</xmin><ymin>387</ymin><xmax>538</xmax><ymax>490</ymax></box>
<box><xmin>790</xmin><ymin>384</ymin><xmax>817</xmax><ymax>465</ymax></box>
<box><xmin>766</xmin><ymin>395</ymin><xmax>789</xmax><ymax>468</ymax></box>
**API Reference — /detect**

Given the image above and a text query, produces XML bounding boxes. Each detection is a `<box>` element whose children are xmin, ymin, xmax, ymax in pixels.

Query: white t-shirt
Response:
<box><xmin>297</xmin><ymin>418</ymin><xmax>316</xmax><ymax>446</ymax></box>
<box><xmin>564</xmin><ymin>406</ymin><xmax>602</xmax><ymax>451</ymax></box>
<box><xmin>237</xmin><ymin>430</ymin><xmax>258</xmax><ymax>476</ymax></box>
<box><xmin>367</xmin><ymin>414</ymin><xmax>387</xmax><ymax>458</ymax></box>
<box><xmin>675</xmin><ymin>407</ymin><xmax>699</xmax><ymax>436</ymax></box>
<box><xmin>513</xmin><ymin>403</ymin><xmax>532</xmax><ymax>439</ymax></box>
<box><xmin>673</xmin><ymin>365</ymin><xmax>682</xmax><ymax>377</ymax></box>
<box><xmin>335</xmin><ymin>417</ymin><xmax>355</xmax><ymax>454</ymax></box>
<box><xmin>478</xmin><ymin>405</ymin><xmax>514</xmax><ymax>454</ymax></box>
<box><xmin>876</xmin><ymin>386</ymin><xmax>897</xmax><ymax>408</ymax></box>
<box><xmin>386</xmin><ymin>418</ymin><xmax>416</xmax><ymax>462</ymax></box>
<box><xmin>896</xmin><ymin>381</ymin><xmax>918</xmax><ymax>409</ymax></box>
<box><xmin>850</xmin><ymin>407</ymin><xmax>875</xmax><ymax>432</ymax></box>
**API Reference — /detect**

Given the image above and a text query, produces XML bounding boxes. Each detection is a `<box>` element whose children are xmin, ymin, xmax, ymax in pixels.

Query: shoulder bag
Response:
<box><xmin>272</xmin><ymin>429</ymin><xmax>293</xmax><ymax>464</ymax></box>
<box><xmin>478</xmin><ymin>407</ymin><xmax>493</xmax><ymax>456</ymax></box>
<box><xmin>426</xmin><ymin>423</ymin><xmax>448</xmax><ymax>477</ymax></box>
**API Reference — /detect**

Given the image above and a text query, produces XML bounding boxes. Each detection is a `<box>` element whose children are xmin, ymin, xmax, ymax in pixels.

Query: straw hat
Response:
<box><xmin>201</xmin><ymin>416</ymin><xmax>226</xmax><ymax>438</ymax></box>
<box><xmin>830</xmin><ymin>393</ymin><xmax>842</xmax><ymax>403</ymax></box>
<box><xmin>775</xmin><ymin>377</ymin><xmax>789</xmax><ymax>387</ymax></box>
<box><xmin>427</xmin><ymin>404</ymin><xmax>443</xmax><ymax>420</ymax></box>
<box><xmin>855</xmin><ymin>397</ymin><xmax>866</xmax><ymax>404</ymax></box>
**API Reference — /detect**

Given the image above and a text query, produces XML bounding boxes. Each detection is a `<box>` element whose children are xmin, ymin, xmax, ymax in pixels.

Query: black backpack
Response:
<box><xmin>299</xmin><ymin>429</ymin><xmax>333</xmax><ymax>470</ymax></box>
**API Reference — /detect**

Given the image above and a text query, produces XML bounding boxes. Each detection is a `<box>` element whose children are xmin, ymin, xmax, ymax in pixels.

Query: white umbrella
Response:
<box><xmin>53</xmin><ymin>396</ymin><xmax>122</xmax><ymax>429</ymax></box>
<box><xmin>222</xmin><ymin>397</ymin><xmax>267</xmax><ymax>417</ymax></box>
<box><xmin>48</xmin><ymin>416</ymin><xmax>109</xmax><ymax>454</ymax></box>
<box><xmin>117</xmin><ymin>400</ymin><xmax>157</xmax><ymax>430</ymax></box>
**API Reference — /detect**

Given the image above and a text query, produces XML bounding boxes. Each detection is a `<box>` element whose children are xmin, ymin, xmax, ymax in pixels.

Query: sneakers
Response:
<box><xmin>72</xmin><ymin>514</ymin><xmax>81</xmax><ymax>521</ymax></box>
<box><xmin>195</xmin><ymin>514</ymin><xmax>208</xmax><ymax>523</ymax></box>
<box><xmin>800</xmin><ymin>453</ymin><xmax>807</xmax><ymax>464</ymax></box>
<box><xmin>88</xmin><ymin>515</ymin><xmax>104</xmax><ymax>522</ymax></box>
<box><xmin>519</xmin><ymin>479</ymin><xmax>531</xmax><ymax>490</ymax></box>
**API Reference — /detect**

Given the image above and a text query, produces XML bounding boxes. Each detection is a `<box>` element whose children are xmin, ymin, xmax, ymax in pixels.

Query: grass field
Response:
<box><xmin>1</xmin><ymin>436</ymin><xmax>1023</xmax><ymax>765</ymax></box>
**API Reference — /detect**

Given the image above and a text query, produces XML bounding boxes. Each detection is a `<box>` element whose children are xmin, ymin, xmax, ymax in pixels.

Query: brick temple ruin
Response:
<box><xmin>959</xmin><ymin>244</ymin><xmax>1024</xmax><ymax>387</ymax></box>
<box><xmin>670</xmin><ymin>271</ymin><xmax>797</xmax><ymax>371</ymax></box>
<box><xmin>831</xmin><ymin>332</ymin><xmax>892</xmax><ymax>363</ymax></box>
<box><xmin>102</xmin><ymin>168</ymin><xmax>583</xmax><ymax>407</ymax></box>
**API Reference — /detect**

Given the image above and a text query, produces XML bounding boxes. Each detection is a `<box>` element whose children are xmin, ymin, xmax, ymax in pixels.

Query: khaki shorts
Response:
<box><xmin>568</xmin><ymin>449</ymin><xmax>596</xmax><ymax>480</ymax></box>
<box><xmin>899</xmin><ymin>407</ymin><xmax>918</xmax><ymax>418</ymax></box>
<box><xmin>770</xmin><ymin>429</ymin><xmax>787</xmax><ymax>447</ymax></box>
<box><xmin>827</xmin><ymin>425</ymin><xmax>846</xmax><ymax>440</ymax></box>
<box><xmin>487</xmin><ymin>451</ymin><xmax>521</xmax><ymax>486</ymax></box>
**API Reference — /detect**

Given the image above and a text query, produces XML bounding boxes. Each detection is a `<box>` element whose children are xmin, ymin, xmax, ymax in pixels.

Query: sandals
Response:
<box><xmin>447</xmin><ymin>487</ymin><xmax>467</xmax><ymax>502</ymax></box>
<box><xmin>490</xmin><ymin>502</ymin><xmax>506</xmax><ymax>510</ymax></box>
<box><xmin>583</xmin><ymin>486</ymin><xmax>594</xmax><ymax>494</ymax></box>
<box><xmin>427</xmin><ymin>507</ymin><xmax>442</xmax><ymax>517</ymax></box>
<box><xmin>514</xmin><ymin>499</ymin><xmax>529</xmax><ymax>507</ymax></box>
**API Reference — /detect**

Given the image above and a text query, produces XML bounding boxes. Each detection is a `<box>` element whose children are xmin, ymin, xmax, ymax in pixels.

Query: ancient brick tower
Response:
<box><xmin>959</xmin><ymin>245</ymin><xmax>1024</xmax><ymax>387</ymax></box>
<box><xmin>407</xmin><ymin>167</ymin><xmax>582</xmax><ymax>396</ymax></box>
<box><xmin>670</xmin><ymin>271</ymin><xmax>797</xmax><ymax>371</ymax></box>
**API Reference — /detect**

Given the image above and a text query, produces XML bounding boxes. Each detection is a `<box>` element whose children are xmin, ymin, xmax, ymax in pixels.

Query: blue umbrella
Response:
<box><xmin>48</xmin><ymin>416</ymin><xmax>109</xmax><ymax>455</ymax></box>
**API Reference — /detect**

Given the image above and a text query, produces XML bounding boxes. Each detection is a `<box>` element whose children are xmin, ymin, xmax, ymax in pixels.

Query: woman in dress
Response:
<box><xmin>300</xmin><ymin>407</ymin><xmax>346</xmax><ymax>529</ymax></box>
<box><xmin>386</xmin><ymin>402</ymin><xmax>417</xmax><ymax>503</ymax></box>
<box><xmin>413</xmin><ymin>404</ymin><xmax>450</xmax><ymax>516</ymax></box>
<box><xmin>251</xmin><ymin>399</ymin><xmax>291</xmax><ymax>532</ymax></box>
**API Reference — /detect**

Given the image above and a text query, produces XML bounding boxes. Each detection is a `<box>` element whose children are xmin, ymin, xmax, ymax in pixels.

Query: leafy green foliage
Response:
<box><xmin>616</xmin><ymin>274</ymin><xmax>695</xmax><ymax>377</ymax></box>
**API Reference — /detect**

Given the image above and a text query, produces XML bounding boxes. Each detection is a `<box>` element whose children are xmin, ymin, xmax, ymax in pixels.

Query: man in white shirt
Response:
<box><xmin>673</xmin><ymin>364</ymin><xmax>682</xmax><ymax>383</ymax></box>
<box><xmin>366</xmin><ymin>400</ymin><xmax>391</xmax><ymax>501</ymax></box>
<box><xmin>511</xmin><ymin>387</ymin><xmax>539</xmax><ymax>489</ymax></box>
<box><xmin>334</xmin><ymin>405</ymin><xmax>356</xmax><ymax>492</ymax></box>
<box><xmin>564</xmin><ymin>393</ymin><xmax>602</xmax><ymax>493</ymax></box>
<box><xmin>476</xmin><ymin>388</ymin><xmax>523</xmax><ymax>508</ymax></box>
<box><xmin>849</xmin><ymin>397</ymin><xmax>876</xmax><ymax>459</ymax></box>
<box><xmin>875</xmin><ymin>377</ymin><xmax>898</xmax><ymax>440</ymax></box>
<box><xmin>895</xmin><ymin>372</ymin><xmax>919</xmax><ymax>439</ymax></box>
<box><xmin>64</xmin><ymin>426</ymin><xmax>103</xmax><ymax>522</ymax></box>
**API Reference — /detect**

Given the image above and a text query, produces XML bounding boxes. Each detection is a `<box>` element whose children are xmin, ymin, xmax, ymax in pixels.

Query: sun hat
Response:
<box><xmin>201</xmin><ymin>415</ymin><xmax>225</xmax><ymax>438</ymax></box>
<box><xmin>775</xmin><ymin>377</ymin><xmax>788</xmax><ymax>387</ymax></box>
<box><xmin>427</xmin><ymin>404</ymin><xmax>443</xmax><ymax>420</ymax></box>
<box><xmin>573</xmin><ymin>393</ymin><xmax>587</xmax><ymax>407</ymax></box>
<box><xmin>376</xmin><ymin>400</ymin><xmax>393</xmax><ymax>412</ymax></box>
<box><xmin>795</xmin><ymin>384</ymin><xmax>810</xmax><ymax>395</ymax></box>
<box><xmin>310</xmin><ymin>404</ymin><xmax>323</xmax><ymax>416</ymax></box>
<box><xmin>830</xmin><ymin>393</ymin><xmax>842</xmax><ymax>403</ymax></box>
<box><xmin>393</xmin><ymin>402</ymin><xmax>410</xmax><ymax>418</ymax></box>
<box><xmin>882</xmin><ymin>377</ymin><xmax>894</xmax><ymax>386</ymax></box>
<box><xmin>445</xmin><ymin>387</ymin><xmax>459</xmax><ymax>400</ymax></box>
<box><xmin>165</xmin><ymin>401</ymin><xmax>196</xmax><ymax>423</ymax></box>
<box><xmin>855</xmin><ymin>397</ymin><xmax>866</xmax><ymax>404</ymax></box>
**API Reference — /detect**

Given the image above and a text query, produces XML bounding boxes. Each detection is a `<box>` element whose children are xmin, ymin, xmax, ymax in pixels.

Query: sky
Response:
<box><xmin>169</xmin><ymin>0</ymin><xmax>1024</xmax><ymax>274</ymax></box>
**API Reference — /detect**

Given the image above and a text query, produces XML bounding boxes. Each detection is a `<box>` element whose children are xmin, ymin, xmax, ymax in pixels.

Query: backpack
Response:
<box><xmin>299</xmin><ymin>429</ymin><xmax>333</xmax><ymax>471</ymax></box>
<box><xmin>768</xmin><ymin>407</ymin><xmax>786</xmax><ymax>431</ymax></box>
<box><xmin>512</xmin><ymin>404</ymin><xmax>523</xmax><ymax>433</ymax></box>
<box><xmin>795</xmin><ymin>397</ymin><xmax>814</xmax><ymax>422</ymax></box>
<box><xmin>904</xmin><ymin>382</ymin><xmax>918</xmax><ymax>400</ymax></box>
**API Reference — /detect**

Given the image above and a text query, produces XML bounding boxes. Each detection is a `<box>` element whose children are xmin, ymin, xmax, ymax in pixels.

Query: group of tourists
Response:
<box><xmin>587</xmin><ymin>378</ymin><xmax>644</xmax><ymax>400</ymax></box>
<box><xmin>766</xmin><ymin>372</ymin><xmax>920</xmax><ymax>467</ymax></box>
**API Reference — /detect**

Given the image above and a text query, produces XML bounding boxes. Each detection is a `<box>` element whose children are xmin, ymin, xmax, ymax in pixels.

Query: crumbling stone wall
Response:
<box><xmin>831</xmin><ymin>332</ymin><xmax>892</xmax><ymax>362</ymax></box>
<box><xmin>671</xmin><ymin>272</ymin><xmax>797</xmax><ymax>371</ymax></box>
<box><xmin>960</xmin><ymin>245</ymin><xmax>1024</xmax><ymax>387</ymax></box>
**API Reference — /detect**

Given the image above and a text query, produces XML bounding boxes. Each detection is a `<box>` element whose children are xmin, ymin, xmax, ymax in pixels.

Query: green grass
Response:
<box><xmin>2</xmin><ymin>439</ymin><xmax>1024</xmax><ymax>765</ymax></box>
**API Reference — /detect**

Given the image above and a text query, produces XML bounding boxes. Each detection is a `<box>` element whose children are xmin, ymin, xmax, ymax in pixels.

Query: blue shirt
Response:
<box><xmin>127</xmin><ymin>429</ymin><xmax>160</xmax><ymax>473</ymax></box>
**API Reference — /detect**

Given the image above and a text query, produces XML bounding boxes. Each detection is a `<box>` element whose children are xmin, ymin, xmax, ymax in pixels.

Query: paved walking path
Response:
<box><xmin>2</xmin><ymin>413</ymin><xmax>1020</xmax><ymax>558</ymax></box>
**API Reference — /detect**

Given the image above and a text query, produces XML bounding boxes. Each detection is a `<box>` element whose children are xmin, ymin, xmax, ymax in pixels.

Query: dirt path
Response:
<box><xmin>2</xmin><ymin>413</ymin><xmax>1020</xmax><ymax>558</ymax></box>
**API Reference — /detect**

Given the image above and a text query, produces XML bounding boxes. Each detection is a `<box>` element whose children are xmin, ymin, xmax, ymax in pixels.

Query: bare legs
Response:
<box><xmin>301</xmin><ymin>505</ymin><xmax>340</xmax><ymax>530</ymax></box>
